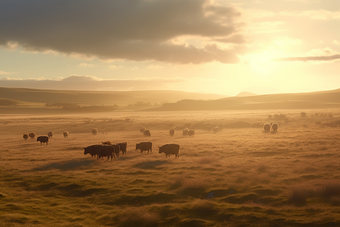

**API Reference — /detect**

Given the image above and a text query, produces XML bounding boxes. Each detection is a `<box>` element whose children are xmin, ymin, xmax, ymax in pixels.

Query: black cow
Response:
<box><xmin>136</xmin><ymin>142</ymin><xmax>152</xmax><ymax>154</ymax></box>
<box><xmin>96</xmin><ymin>145</ymin><xmax>114</xmax><ymax>161</ymax></box>
<box><xmin>37</xmin><ymin>136</ymin><xmax>49</xmax><ymax>145</ymax></box>
<box><xmin>159</xmin><ymin>144</ymin><xmax>180</xmax><ymax>158</ymax></box>
<box><xmin>84</xmin><ymin>145</ymin><xmax>101</xmax><ymax>158</ymax></box>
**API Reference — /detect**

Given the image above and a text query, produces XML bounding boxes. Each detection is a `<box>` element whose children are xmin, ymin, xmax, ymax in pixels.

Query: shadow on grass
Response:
<box><xmin>105</xmin><ymin>193</ymin><xmax>178</xmax><ymax>206</ymax></box>
<box><xmin>32</xmin><ymin>158</ymin><xmax>96</xmax><ymax>171</ymax></box>
<box><xmin>133</xmin><ymin>160</ymin><xmax>168</xmax><ymax>169</ymax></box>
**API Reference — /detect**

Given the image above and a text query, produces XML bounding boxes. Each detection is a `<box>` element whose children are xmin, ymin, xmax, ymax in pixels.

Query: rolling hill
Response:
<box><xmin>150</xmin><ymin>89</ymin><xmax>340</xmax><ymax>111</ymax></box>
<box><xmin>0</xmin><ymin>87</ymin><xmax>226</xmax><ymax>106</ymax></box>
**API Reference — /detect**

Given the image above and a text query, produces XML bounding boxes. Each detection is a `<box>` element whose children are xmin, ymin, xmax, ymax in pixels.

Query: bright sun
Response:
<box><xmin>246</xmin><ymin>51</ymin><xmax>280</xmax><ymax>77</ymax></box>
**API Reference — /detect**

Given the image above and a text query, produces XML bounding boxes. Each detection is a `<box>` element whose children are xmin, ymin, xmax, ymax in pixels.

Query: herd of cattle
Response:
<box><xmin>22</xmin><ymin>131</ymin><xmax>69</xmax><ymax>145</ymax></box>
<box><xmin>21</xmin><ymin>123</ymin><xmax>278</xmax><ymax>160</ymax></box>
<box><xmin>83</xmin><ymin>141</ymin><xmax>180</xmax><ymax>160</ymax></box>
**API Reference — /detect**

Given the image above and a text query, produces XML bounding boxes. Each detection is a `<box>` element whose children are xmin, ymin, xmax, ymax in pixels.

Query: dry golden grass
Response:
<box><xmin>1</xmin><ymin>109</ymin><xmax>340</xmax><ymax>226</ymax></box>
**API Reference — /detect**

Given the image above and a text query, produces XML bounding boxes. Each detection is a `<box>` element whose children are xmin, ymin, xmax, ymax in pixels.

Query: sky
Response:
<box><xmin>0</xmin><ymin>0</ymin><xmax>339</xmax><ymax>96</ymax></box>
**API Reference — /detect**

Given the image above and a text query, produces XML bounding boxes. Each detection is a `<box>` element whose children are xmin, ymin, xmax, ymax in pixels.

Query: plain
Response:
<box><xmin>1</xmin><ymin>109</ymin><xmax>340</xmax><ymax>227</ymax></box>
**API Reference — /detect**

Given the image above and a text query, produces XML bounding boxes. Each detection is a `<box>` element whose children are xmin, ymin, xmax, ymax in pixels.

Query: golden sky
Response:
<box><xmin>0</xmin><ymin>0</ymin><xmax>339</xmax><ymax>95</ymax></box>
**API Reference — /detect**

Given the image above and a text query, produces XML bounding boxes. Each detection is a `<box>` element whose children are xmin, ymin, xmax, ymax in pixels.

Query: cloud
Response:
<box><xmin>273</xmin><ymin>47</ymin><xmax>340</xmax><ymax>63</ymax></box>
<box><xmin>78</xmin><ymin>63</ymin><xmax>95</xmax><ymax>67</ymax></box>
<box><xmin>0</xmin><ymin>0</ymin><xmax>244</xmax><ymax>64</ymax></box>
<box><xmin>274</xmin><ymin>54</ymin><xmax>340</xmax><ymax>62</ymax></box>
<box><xmin>0</xmin><ymin>75</ymin><xmax>183</xmax><ymax>90</ymax></box>
<box><xmin>0</xmin><ymin>71</ymin><xmax>12</xmax><ymax>75</ymax></box>
<box><xmin>109</xmin><ymin>65</ymin><xmax>122</xmax><ymax>69</ymax></box>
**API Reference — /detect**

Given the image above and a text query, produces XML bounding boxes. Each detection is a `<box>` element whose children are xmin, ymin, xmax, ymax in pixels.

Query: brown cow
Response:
<box><xmin>159</xmin><ymin>144</ymin><xmax>180</xmax><ymax>158</ymax></box>
<box><xmin>136</xmin><ymin>142</ymin><xmax>152</xmax><ymax>154</ymax></box>
<box><xmin>23</xmin><ymin>134</ymin><xmax>29</xmax><ymax>140</ymax></box>
<box><xmin>271</xmin><ymin>122</ymin><xmax>279</xmax><ymax>132</ymax></box>
<box><xmin>29</xmin><ymin>132</ymin><xmax>35</xmax><ymax>139</ymax></box>
<box><xmin>263</xmin><ymin>123</ymin><xmax>270</xmax><ymax>133</ymax></box>
<box><xmin>63</xmin><ymin>131</ymin><xmax>69</xmax><ymax>138</ymax></box>
<box><xmin>143</xmin><ymin>130</ymin><xmax>151</xmax><ymax>137</ymax></box>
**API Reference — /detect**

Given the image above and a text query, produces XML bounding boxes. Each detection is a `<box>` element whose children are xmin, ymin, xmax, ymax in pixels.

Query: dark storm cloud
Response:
<box><xmin>0</xmin><ymin>0</ymin><xmax>243</xmax><ymax>64</ymax></box>
<box><xmin>0</xmin><ymin>75</ymin><xmax>182</xmax><ymax>90</ymax></box>
<box><xmin>274</xmin><ymin>54</ymin><xmax>340</xmax><ymax>62</ymax></box>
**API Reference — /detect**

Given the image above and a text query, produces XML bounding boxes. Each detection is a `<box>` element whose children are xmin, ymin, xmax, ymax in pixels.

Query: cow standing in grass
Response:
<box><xmin>37</xmin><ymin>136</ymin><xmax>49</xmax><ymax>145</ymax></box>
<box><xmin>29</xmin><ymin>132</ymin><xmax>35</xmax><ymax>139</ymax></box>
<box><xmin>263</xmin><ymin>123</ymin><xmax>270</xmax><ymax>133</ymax></box>
<box><xmin>182</xmin><ymin>128</ymin><xmax>189</xmax><ymax>136</ymax></box>
<box><xmin>84</xmin><ymin>145</ymin><xmax>101</xmax><ymax>158</ymax></box>
<box><xmin>169</xmin><ymin>129</ymin><xmax>175</xmax><ymax>136</ymax></box>
<box><xmin>117</xmin><ymin>142</ymin><xmax>127</xmax><ymax>155</ymax></box>
<box><xmin>96</xmin><ymin>145</ymin><xmax>114</xmax><ymax>161</ymax></box>
<box><xmin>159</xmin><ymin>144</ymin><xmax>180</xmax><ymax>158</ymax></box>
<box><xmin>271</xmin><ymin>123</ymin><xmax>279</xmax><ymax>132</ymax></box>
<box><xmin>23</xmin><ymin>134</ymin><xmax>29</xmax><ymax>140</ymax></box>
<box><xmin>144</xmin><ymin>130</ymin><xmax>151</xmax><ymax>137</ymax></box>
<box><xmin>136</xmin><ymin>142</ymin><xmax>152</xmax><ymax>154</ymax></box>
<box><xmin>63</xmin><ymin>131</ymin><xmax>69</xmax><ymax>138</ymax></box>
<box><xmin>48</xmin><ymin>131</ymin><xmax>53</xmax><ymax>138</ymax></box>
<box><xmin>92</xmin><ymin>128</ymin><xmax>98</xmax><ymax>135</ymax></box>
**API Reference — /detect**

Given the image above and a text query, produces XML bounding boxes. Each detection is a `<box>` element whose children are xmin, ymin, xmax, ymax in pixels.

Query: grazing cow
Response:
<box><xmin>169</xmin><ymin>129</ymin><xmax>175</xmax><ymax>136</ymax></box>
<box><xmin>117</xmin><ymin>142</ymin><xmax>127</xmax><ymax>155</ymax></box>
<box><xmin>188</xmin><ymin>129</ymin><xmax>195</xmax><ymax>136</ymax></box>
<box><xmin>84</xmin><ymin>145</ymin><xmax>101</xmax><ymax>158</ymax></box>
<box><xmin>63</xmin><ymin>131</ymin><xmax>69</xmax><ymax>138</ymax></box>
<box><xmin>96</xmin><ymin>145</ymin><xmax>114</xmax><ymax>161</ymax></box>
<box><xmin>263</xmin><ymin>123</ymin><xmax>270</xmax><ymax>133</ymax></box>
<box><xmin>144</xmin><ymin>129</ymin><xmax>151</xmax><ymax>137</ymax></box>
<box><xmin>271</xmin><ymin>122</ymin><xmax>279</xmax><ymax>132</ymax></box>
<box><xmin>102</xmin><ymin>141</ymin><xmax>112</xmax><ymax>145</ymax></box>
<box><xmin>140</xmin><ymin>127</ymin><xmax>146</xmax><ymax>133</ymax></box>
<box><xmin>159</xmin><ymin>144</ymin><xmax>180</xmax><ymax>158</ymax></box>
<box><xmin>48</xmin><ymin>131</ymin><xmax>53</xmax><ymax>138</ymax></box>
<box><xmin>23</xmin><ymin>134</ymin><xmax>29</xmax><ymax>140</ymax></box>
<box><xmin>92</xmin><ymin>128</ymin><xmax>98</xmax><ymax>135</ymax></box>
<box><xmin>37</xmin><ymin>136</ymin><xmax>49</xmax><ymax>145</ymax></box>
<box><xmin>136</xmin><ymin>142</ymin><xmax>152</xmax><ymax>154</ymax></box>
<box><xmin>182</xmin><ymin>128</ymin><xmax>189</xmax><ymax>136</ymax></box>
<box><xmin>29</xmin><ymin>132</ymin><xmax>36</xmax><ymax>139</ymax></box>
<box><xmin>112</xmin><ymin>144</ymin><xmax>120</xmax><ymax>158</ymax></box>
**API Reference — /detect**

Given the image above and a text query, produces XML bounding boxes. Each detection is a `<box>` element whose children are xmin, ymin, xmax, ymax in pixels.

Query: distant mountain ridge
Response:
<box><xmin>0</xmin><ymin>87</ymin><xmax>226</xmax><ymax>107</ymax></box>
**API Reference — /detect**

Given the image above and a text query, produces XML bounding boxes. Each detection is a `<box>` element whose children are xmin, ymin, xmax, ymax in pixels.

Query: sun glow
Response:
<box><xmin>246</xmin><ymin>51</ymin><xmax>281</xmax><ymax>77</ymax></box>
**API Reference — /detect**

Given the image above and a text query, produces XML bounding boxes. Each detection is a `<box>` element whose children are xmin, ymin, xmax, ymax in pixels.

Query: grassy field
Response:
<box><xmin>1</xmin><ymin>110</ymin><xmax>340</xmax><ymax>227</ymax></box>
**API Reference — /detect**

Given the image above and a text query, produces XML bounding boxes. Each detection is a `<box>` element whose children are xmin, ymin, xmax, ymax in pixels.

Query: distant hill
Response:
<box><xmin>236</xmin><ymin>91</ymin><xmax>257</xmax><ymax>97</ymax></box>
<box><xmin>0</xmin><ymin>87</ymin><xmax>226</xmax><ymax>109</ymax></box>
<box><xmin>150</xmin><ymin>89</ymin><xmax>340</xmax><ymax>111</ymax></box>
